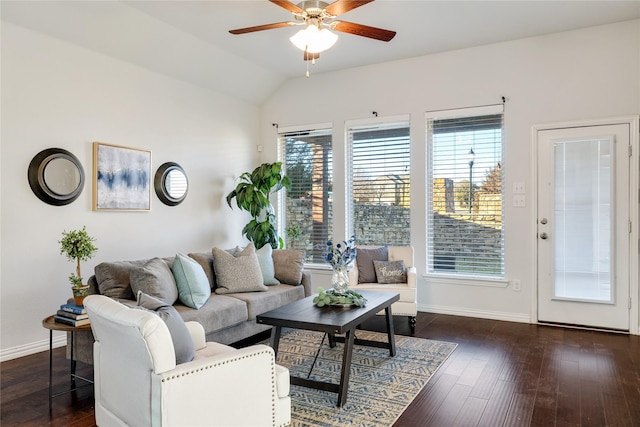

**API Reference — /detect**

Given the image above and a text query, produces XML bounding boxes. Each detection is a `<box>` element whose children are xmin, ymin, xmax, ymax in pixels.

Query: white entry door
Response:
<box><xmin>537</xmin><ymin>123</ymin><xmax>631</xmax><ymax>331</ymax></box>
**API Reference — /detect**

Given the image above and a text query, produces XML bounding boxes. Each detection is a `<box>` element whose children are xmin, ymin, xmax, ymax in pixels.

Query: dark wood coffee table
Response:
<box><xmin>257</xmin><ymin>290</ymin><xmax>399</xmax><ymax>407</ymax></box>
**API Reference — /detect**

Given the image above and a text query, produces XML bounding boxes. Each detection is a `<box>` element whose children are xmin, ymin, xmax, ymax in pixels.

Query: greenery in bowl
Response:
<box><xmin>59</xmin><ymin>226</ymin><xmax>98</xmax><ymax>288</ymax></box>
<box><xmin>313</xmin><ymin>287</ymin><xmax>367</xmax><ymax>308</ymax></box>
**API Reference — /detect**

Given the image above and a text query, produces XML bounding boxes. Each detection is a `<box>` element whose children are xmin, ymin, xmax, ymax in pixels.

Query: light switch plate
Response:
<box><xmin>513</xmin><ymin>195</ymin><xmax>526</xmax><ymax>207</ymax></box>
<box><xmin>513</xmin><ymin>182</ymin><xmax>526</xmax><ymax>194</ymax></box>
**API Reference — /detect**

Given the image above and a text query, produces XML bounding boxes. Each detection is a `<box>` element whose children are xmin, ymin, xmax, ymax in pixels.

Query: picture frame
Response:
<box><xmin>93</xmin><ymin>142</ymin><xmax>152</xmax><ymax>211</ymax></box>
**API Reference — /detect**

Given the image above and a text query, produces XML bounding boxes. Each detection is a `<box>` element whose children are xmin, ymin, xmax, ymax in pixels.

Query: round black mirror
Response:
<box><xmin>154</xmin><ymin>162</ymin><xmax>188</xmax><ymax>206</ymax></box>
<box><xmin>28</xmin><ymin>148</ymin><xmax>85</xmax><ymax>206</ymax></box>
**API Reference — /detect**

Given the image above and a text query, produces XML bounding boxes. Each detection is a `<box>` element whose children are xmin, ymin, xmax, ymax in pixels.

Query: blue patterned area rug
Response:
<box><xmin>266</xmin><ymin>329</ymin><xmax>457</xmax><ymax>427</ymax></box>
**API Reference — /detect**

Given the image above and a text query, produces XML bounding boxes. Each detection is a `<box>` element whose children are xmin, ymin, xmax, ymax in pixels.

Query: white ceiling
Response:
<box><xmin>3</xmin><ymin>1</ymin><xmax>640</xmax><ymax>104</ymax></box>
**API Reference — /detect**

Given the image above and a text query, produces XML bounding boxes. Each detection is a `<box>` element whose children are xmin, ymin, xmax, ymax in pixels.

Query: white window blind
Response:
<box><xmin>279</xmin><ymin>126</ymin><xmax>332</xmax><ymax>263</ymax></box>
<box><xmin>426</xmin><ymin>105</ymin><xmax>504</xmax><ymax>277</ymax></box>
<box><xmin>347</xmin><ymin>118</ymin><xmax>410</xmax><ymax>246</ymax></box>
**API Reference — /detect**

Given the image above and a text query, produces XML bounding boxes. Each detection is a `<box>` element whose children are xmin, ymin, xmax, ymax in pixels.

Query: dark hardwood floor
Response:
<box><xmin>2</xmin><ymin>312</ymin><xmax>639</xmax><ymax>426</ymax></box>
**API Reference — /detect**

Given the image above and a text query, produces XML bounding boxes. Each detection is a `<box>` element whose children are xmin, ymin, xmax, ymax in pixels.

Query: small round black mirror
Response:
<box><xmin>154</xmin><ymin>162</ymin><xmax>188</xmax><ymax>206</ymax></box>
<box><xmin>28</xmin><ymin>148</ymin><xmax>85</xmax><ymax>206</ymax></box>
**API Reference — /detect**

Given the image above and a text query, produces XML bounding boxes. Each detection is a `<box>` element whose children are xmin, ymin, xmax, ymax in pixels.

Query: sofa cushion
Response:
<box><xmin>212</xmin><ymin>243</ymin><xmax>268</xmax><ymax>294</ymax></box>
<box><xmin>373</xmin><ymin>260</ymin><xmax>407</xmax><ymax>284</ymax></box>
<box><xmin>187</xmin><ymin>252</ymin><xmax>216</xmax><ymax>289</ymax></box>
<box><xmin>172</xmin><ymin>253</ymin><xmax>211</xmax><ymax>309</ymax></box>
<box><xmin>130</xmin><ymin>258</ymin><xmax>179</xmax><ymax>305</ymax></box>
<box><xmin>255</xmin><ymin>244</ymin><xmax>280</xmax><ymax>286</ymax></box>
<box><xmin>95</xmin><ymin>260</ymin><xmax>148</xmax><ymax>300</ymax></box>
<box><xmin>173</xmin><ymin>294</ymin><xmax>249</xmax><ymax>334</ymax></box>
<box><xmin>272</xmin><ymin>249</ymin><xmax>305</xmax><ymax>285</ymax></box>
<box><xmin>228</xmin><ymin>284</ymin><xmax>305</xmax><ymax>320</ymax></box>
<box><xmin>136</xmin><ymin>291</ymin><xmax>195</xmax><ymax>364</ymax></box>
<box><xmin>357</xmin><ymin>247</ymin><xmax>388</xmax><ymax>283</ymax></box>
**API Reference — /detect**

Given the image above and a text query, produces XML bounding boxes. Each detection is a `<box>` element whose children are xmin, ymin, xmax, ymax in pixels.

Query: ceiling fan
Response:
<box><xmin>229</xmin><ymin>0</ymin><xmax>396</xmax><ymax>64</ymax></box>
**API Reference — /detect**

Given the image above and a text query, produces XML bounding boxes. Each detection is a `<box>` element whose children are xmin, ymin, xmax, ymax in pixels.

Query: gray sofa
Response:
<box><xmin>70</xmin><ymin>248</ymin><xmax>311</xmax><ymax>365</ymax></box>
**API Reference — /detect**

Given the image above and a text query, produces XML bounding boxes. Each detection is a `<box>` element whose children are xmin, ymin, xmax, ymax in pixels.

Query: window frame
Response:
<box><xmin>425</xmin><ymin>104</ymin><xmax>507</xmax><ymax>284</ymax></box>
<box><xmin>345</xmin><ymin>115</ymin><xmax>411</xmax><ymax>246</ymax></box>
<box><xmin>278</xmin><ymin>123</ymin><xmax>333</xmax><ymax>265</ymax></box>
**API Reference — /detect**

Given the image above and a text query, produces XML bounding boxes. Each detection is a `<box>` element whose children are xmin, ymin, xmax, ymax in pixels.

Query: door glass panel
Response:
<box><xmin>553</xmin><ymin>137</ymin><xmax>613</xmax><ymax>303</ymax></box>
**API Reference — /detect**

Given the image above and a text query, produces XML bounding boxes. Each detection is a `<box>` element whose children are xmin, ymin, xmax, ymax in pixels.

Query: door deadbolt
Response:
<box><xmin>540</xmin><ymin>218</ymin><xmax>548</xmax><ymax>225</ymax></box>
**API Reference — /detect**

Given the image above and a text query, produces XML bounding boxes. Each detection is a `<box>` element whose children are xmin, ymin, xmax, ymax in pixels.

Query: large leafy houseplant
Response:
<box><xmin>226</xmin><ymin>162</ymin><xmax>290</xmax><ymax>249</ymax></box>
<box><xmin>59</xmin><ymin>226</ymin><xmax>98</xmax><ymax>305</ymax></box>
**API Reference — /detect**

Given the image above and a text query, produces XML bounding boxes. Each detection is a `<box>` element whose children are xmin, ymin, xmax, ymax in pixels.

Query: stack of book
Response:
<box><xmin>54</xmin><ymin>303</ymin><xmax>91</xmax><ymax>327</ymax></box>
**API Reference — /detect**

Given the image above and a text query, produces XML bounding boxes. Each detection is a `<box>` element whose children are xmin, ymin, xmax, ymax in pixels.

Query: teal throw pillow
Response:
<box><xmin>171</xmin><ymin>253</ymin><xmax>211</xmax><ymax>309</ymax></box>
<box><xmin>255</xmin><ymin>244</ymin><xmax>280</xmax><ymax>286</ymax></box>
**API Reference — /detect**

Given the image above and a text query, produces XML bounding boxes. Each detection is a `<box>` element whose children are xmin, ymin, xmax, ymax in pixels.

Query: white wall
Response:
<box><xmin>2</xmin><ymin>19</ymin><xmax>638</xmax><ymax>361</ymax></box>
<box><xmin>0</xmin><ymin>23</ymin><xmax>259</xmax><ymax>360</ymax></box>
<box><xmin>261</xmin><ymin>21</ymin><xmax>640</xmax><ymax>325</ymax></box>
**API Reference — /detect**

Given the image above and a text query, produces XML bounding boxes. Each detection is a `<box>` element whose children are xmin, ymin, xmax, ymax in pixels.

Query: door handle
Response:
<box><xmin>540</xmin><ymin>232</ymin><xmax>549</xmax><ymax>240</ymax></box>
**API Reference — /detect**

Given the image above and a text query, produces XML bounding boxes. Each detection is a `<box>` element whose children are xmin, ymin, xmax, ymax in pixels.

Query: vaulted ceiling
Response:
<box><xmin>3</xmin><ymin>1</ymin><xmax>639</xmax><ymax>104</ymax></box>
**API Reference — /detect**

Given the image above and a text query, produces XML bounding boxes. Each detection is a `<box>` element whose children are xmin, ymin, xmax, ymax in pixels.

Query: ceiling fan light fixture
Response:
<box><xmin>290</xmin><ymin>24</ymin><xmax>338</xmax><ymax>54</ymax></box>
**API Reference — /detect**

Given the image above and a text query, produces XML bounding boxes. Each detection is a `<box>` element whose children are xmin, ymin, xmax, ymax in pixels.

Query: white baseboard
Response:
<box><xmin>418</xmin><ymin>303</ymin><xmax>531</xmax><ymax>324</ymax></box>
<box><xmin>0</xmin><ymin>335</ymin><xmax>66</xmax><ymax>363</ymax></box>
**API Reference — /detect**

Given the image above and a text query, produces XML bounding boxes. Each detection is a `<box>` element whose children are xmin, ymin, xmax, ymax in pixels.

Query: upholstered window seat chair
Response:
<box><xmin>348</xmin><ymin>245</ymin><xmax>417</xmax><ymax>334</ymax></box>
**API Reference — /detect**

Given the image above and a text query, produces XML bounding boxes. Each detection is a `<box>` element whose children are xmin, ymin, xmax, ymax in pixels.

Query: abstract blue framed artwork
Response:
<box><xmin>93</xmin><ymin>142</ymin><xmax>151</xmax><ymax>211</ymax></box>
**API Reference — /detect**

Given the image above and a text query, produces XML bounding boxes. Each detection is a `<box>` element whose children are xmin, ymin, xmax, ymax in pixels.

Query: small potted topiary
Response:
<box><xmin>59</xmin><ymin>226</ymin><xmax>98</xmax><ymax>306</ymax></box>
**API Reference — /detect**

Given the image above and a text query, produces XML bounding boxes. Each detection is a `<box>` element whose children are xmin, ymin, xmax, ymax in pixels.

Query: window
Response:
<box><xmin>347</xmin><ymin>117</ymin><xmax>411</xmax><ymax>246</ymax></box>
<box><xmin>426</xmin><ymin>105</ymin><xmax>504</xmax><ymax>278</ymax></box>
<box><xmin>279</xmin><ymin>126</ymin><xmax>332</xmax><ymax>263</ymax></box>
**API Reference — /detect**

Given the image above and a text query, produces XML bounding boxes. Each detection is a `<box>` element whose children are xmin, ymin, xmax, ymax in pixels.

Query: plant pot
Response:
<box><xmin>71</xmin><ymin>285</ymin><xmax>90</xmax><ymax>306</ymax></box>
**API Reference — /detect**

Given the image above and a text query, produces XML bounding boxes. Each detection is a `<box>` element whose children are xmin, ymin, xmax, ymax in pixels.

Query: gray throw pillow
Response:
<box><xmin>373</xmin><ymin>260</ymin><xmax>407</xmax><ymax>284</ymax></box>
<box><xmin>357</xmin><ymin>247</ymin><xmax>389</xmax><ymax>283</ymax></box>
<box><xmin>212</xmin><ymin>243</ymin><xmax>268</xmax><ymax>294</ymax></box>
<box><xmin>95</xmin><ymin>260</ymin><xmax>147</xmax><ymax>300</ymax></box>
<box><xmin>136</xmin><ymin>291</ymin><xmax>195</xmax><ymax>364</ymax></box>
<box><xmin>130</xmin><ymin>258</ymin><xmax>179</xmax><ymax>305</ymax></box>
<box><xmin>272</xmin><ymin>249</ymin><xmax>305</xmax><ymax>285</ymax></box>
<box><xmin>187</xmin><ymin>252</ymin><xmax>216</xmax><ymax>289</ymax></box>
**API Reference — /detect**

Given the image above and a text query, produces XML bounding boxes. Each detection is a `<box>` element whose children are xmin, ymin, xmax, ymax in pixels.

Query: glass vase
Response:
<box><xmin>332</xmin><ymin>266</ymin><xmax>350</xmax><ymax>294</ymax></box>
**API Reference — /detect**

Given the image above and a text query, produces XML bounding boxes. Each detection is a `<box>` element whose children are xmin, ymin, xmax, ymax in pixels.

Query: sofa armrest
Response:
<box><xmin>157</xmin><ymin>344</ymin><xmax>284</xmax><ymax>426</ymax></box>
<box><xmin>87</xmin><ymin>275</ymin><xmax>101</xmax><ymax>295</ymax></box>
<box><xmin>300</xmin><ymin>270</ymin><xmax>313</xmax><ymax>297</ymax></box>
<box><xmin>184</xmin><ymin>321</ymin><xmax>206</xmax><ymax>350</ymax></box>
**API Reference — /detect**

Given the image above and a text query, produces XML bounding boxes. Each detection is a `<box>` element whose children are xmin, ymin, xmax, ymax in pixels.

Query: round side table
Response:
<box><xmin>42</xmin><ymin>315</ymin><xmax>93</xmax><ymax>408</ymax></box>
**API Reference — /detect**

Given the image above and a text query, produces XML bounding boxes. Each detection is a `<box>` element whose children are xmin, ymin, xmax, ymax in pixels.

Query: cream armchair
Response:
<box><xmin>348</xmin><ymin>246</ymin><xmax>417</xmax><ymax>334</ymax></box>
<box><xmin>84</xmin><ymin>295</ymin><xmax>291</xmax><ymax>427</ymax></box>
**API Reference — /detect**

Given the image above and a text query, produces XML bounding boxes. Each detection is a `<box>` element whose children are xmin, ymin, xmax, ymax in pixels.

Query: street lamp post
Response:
<box><xmin>468</xmin><ymin>148</ymin><xmax>475</xmax><ymax>213</ymax></box>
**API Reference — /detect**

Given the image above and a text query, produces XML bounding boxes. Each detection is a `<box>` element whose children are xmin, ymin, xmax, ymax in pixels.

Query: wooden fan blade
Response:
<box><xmin>325</xmin><ymin>0</ymin><xmax>374</xmax><ymax>16</ymax></box>
<box><xmin>229</xmin><ymin>21</ymin><xmax>295</xmax><ymax>35</ymax></box>
<box><xmin>304</xmin><ymin>51</ymin><xmax>320</xmax><ymax>61</ymax></box>
<box><xmin>269</xmin><ymin>0</ymin><xmax>304</xmax><ymax>13</ymax></box>
<box><xmin>331</xmin><ymin>20</ymin><xmax>396</xmax><ymax>42</ymax></box>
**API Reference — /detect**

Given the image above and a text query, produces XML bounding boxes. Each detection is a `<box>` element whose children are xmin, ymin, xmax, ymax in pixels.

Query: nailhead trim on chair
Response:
<box><xmin>161</xmin><ymin>349</ymin><xmax>284</xmax><ymax>427</ymax></box>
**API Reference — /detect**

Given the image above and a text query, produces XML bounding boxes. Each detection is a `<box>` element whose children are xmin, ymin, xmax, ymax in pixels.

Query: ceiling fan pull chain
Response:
<box><xmin>306</xmin><ymin>48</ymin><xmax>310</xmax><ymax>78</ymax></box>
